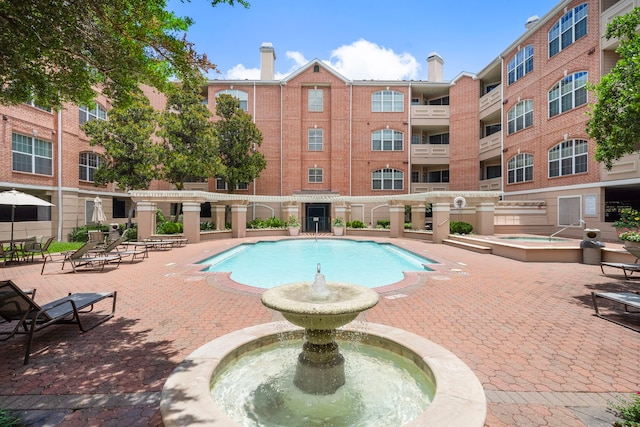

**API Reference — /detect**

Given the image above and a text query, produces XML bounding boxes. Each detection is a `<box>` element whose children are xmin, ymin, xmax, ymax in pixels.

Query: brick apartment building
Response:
<box><xmin>1</xmin><ymin>0</ymin><xmax>638</xmax><ymax>241</ymax></box>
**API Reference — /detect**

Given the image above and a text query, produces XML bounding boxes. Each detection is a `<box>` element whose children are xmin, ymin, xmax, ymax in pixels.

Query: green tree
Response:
<box><xmin>0</xmin><ymin>0</ymin><xmax>247</xmax><ymax>108</ymax></box>
<box><xmin>587</xmin><ymin>7</ymin><xmax>640</xmax><ymax>169</ymax></box>
<box><xmin>158</xmin><ymin>75</ymin><xmax>222</xmax><ymax>190</ymax></box>
<box><xmin>214</xmin><ymin>94</ymin><xmax>266</xmax><ymax>192</ymax></box>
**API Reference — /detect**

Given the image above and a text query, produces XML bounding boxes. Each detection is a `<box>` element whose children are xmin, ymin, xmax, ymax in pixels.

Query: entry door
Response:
<box><xmin>305</xmin><ymin>204</ymin><xmax>330</xmax><ymax>232</ymax></box>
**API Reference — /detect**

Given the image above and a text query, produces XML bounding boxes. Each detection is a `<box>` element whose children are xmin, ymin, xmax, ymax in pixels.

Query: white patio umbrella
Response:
<box><xmin>92</xmin><ymin>196</ymin><xmax>107</xmax><ymax>224</ymax></box>
<box><xmin>0</xmin><ymin>189</ymin><xmax>54</xmax><ymax>243</ymax></box>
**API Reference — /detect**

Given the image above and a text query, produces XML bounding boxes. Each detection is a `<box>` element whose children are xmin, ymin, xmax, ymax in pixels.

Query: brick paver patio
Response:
<box><xmin>1</xmin><ymin>236</ymin><xmax>638</xmax><ymax>426</ymax></box>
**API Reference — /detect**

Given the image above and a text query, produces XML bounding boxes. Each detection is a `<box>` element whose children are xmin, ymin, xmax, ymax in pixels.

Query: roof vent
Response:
<box><xmin>525</xmin><ymin>15</ymin><xmax>540</xmax><ymax>29</ymax></box>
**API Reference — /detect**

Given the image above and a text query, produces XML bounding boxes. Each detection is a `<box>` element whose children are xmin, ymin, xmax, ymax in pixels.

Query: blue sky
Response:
<box><xmin>168</xmin><ymin>0</ymin><xmax>561</xmax><ymax>81</ymax></box>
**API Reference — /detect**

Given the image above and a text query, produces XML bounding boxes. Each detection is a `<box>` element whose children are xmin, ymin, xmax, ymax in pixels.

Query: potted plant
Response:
<box><xmin>332</xmin><ymin>217</ymin><xmax>345</xmax><ymax>236</ymax></box>
<box><xmin>618</xmin><ymin>230</ymin><xmax>640</xmax><ymax>248</ymax></box>
<box><xmin>286</xmin><ymin>215</ymin><xmax>300</xmax><ymax>236</ymax></box>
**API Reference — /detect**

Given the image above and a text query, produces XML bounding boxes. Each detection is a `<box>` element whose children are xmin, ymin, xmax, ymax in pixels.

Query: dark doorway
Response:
<box><xmin>305</xmin><ymin>203</ymin><xmax>330</xmax><ymax>232</ymax></box>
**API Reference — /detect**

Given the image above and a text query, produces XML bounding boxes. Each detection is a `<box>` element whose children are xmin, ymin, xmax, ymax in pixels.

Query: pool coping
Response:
<box><xmin>160</xmin><ymin>322</ymin><xmax>487</xmax><ymax>427</ymax></box>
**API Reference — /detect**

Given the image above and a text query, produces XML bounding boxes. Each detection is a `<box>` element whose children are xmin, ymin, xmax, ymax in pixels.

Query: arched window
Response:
<box><xmin>507</xmin><ymin>45</ymin><xmax>534</xmax><ymax>84</ymax></box>
<box><xmin>548</xmin><ymin>71</ymin><xmax>587</xmax><ymax>117</ymax></box>
<box><xmin>216</xmin><ymin>89</ymin><xmax>249</xmax><ymax>111</ymax></box>
<box><xmin>79</xmin><ymin>103</ymin><xmax>107</xmax><ymax>125</ymax></box>
<box><xmin>372</xmin><ymin>129</ymin><xmax>403</xmax><ymax>151</ymax></box>
<box><xmin>548</xmin><ymin>139</ymin><xmax>588</xmax><ymax>177</ymax></box>
<box><xmin>372</xmin><ymin>168</ymin><xmax>404</xmax><ymax>190</ymax></box>
<box><xmin>507</xmin><ymin>153</ymin><xmax>533</xmax><ymax>184</ymax></box>
<box><xmin>507</xmin><ymin>100</ymin><xmax>533</xmax><ymax>134</ymax></box>
<box><xmin>549</xmin><ymin>3</ymin><xmax>588</xmax><ymax>57</ymax></box>
<box><xmin>79</xmin><ymin>152</ymin><xmax>101</xmax><ymax>182</ymax></box>
<box><xmin>371</xmin><ymin>90</ymin><xmax>404</xmax><ymax>112</ymax></box>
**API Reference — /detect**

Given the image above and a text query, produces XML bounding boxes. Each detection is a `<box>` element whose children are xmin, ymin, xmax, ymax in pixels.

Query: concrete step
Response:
<box><xmin>443</xmin><ymin>238</ymin><xmax>492</xmax><ymax>254</ymax></box>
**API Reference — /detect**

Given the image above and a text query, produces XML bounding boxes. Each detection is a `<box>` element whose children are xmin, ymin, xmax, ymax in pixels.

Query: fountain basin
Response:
<box><xmin>161</xmin><ymin>322</ymin><xmax>487</xmax><ymax>427</ymax></box>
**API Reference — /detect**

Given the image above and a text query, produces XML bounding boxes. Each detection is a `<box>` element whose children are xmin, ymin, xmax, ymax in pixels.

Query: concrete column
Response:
<box><xmin>475</xmin><ymin>202</ymin><xmax>495</xmax><ymax>235</ymax></box>
<box><xmin>334</xmin><ymin>204</ymin><xmax>349</xmax><ymax>235</ymax></box>
<box><xmin>283</xmin><ymin>202</ymin><xmax>300</xmax><ymax>224</ymax></box>
<box><xmin>136</xmin><ymin>201</ymin><xmax>157</xmax><ymax>240</ymax></box>
<box><xmin>182</xmin><ymin>202</ymin><xmax>201</xmax><ymax>244</ymax></box>
<box><xmin>411</xmin><ymin>205</ymin><xmax>427</xmax><ymax>230</ymax></box>
<box><xmin>389</xmin><ymin>204</ymin><xmax>405</xmax><ymax>238</ymax></box>
<box><xmin>431</xmin><ymin>202</ymin><xmax>451</xmax><ymax>244</ymax></box>
<box><xmin>213</xmin><ymin>204</ymin><xmax>226</xmax><ymax>231</ymax></box>
<box><xmin>231</xmin><ymin>204</ymin><xmax>247</xmax><ymax>238</ymax></box>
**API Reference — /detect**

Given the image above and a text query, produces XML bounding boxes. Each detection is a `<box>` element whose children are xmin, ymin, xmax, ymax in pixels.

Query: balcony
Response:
<box><xmin>411</xmin><ymin>144</ymin><xmax>450</xmax><ymax>165</ymax></box>
<box><xmin>410</xmin><ymin>105</ymin><xmax>449</xmax><ymax>126</ymax></box>
<box><xmin>410</xmin><ymin>182</ymin><xmax>450</xmax><ymax>193</ymax></box>
<box><xmin>601</xmin><ymin>0</ymin><xmax>640</xmax><ymax>50</ymax></box>
<box><xmin>478</xmin><ymin>133</ymin><xmax>502</xmax><ymax>161</ymax></box>
<box><xmin>479</xmin><ymin>177</ymin><xmax>501</xmax><ymax>191</ymax></box>
<box><xmin>479</xmin><ymin>84</ymin><xmax>501</xmax><ymax>120</ymax></box>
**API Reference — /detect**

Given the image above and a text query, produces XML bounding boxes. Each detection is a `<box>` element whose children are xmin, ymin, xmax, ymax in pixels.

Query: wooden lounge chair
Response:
<box><xmin>40</xmin><ymin>241</ymin><xmax>121</xmax><ymax>275</ymax></box>
<box><xmin>0</xmin><ymin>280</ymin><xmax>117</xmax><ymax>364</ymax></box>
<box><xmin>592</xmin><ymin>291</ymin><xmax>640</xmax><ymax>332</ymax></box>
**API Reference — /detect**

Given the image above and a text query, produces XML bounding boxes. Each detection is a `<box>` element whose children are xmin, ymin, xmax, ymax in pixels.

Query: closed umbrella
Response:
<box><xmin>92</xmin><ymin>196</ymin><xmax>107</xmax><ymax>224</ymax></box>
<box><xmin>0</xmin><ymin>189</ymin><xmax>54</xmax><ymax>243</ymax></box>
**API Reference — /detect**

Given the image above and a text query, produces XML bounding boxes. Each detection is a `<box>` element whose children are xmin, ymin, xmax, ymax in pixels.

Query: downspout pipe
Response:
<box><xmin>56</xmin><ymin>109</ymin><xmax>63</xmax><ymax>241</ymax></box>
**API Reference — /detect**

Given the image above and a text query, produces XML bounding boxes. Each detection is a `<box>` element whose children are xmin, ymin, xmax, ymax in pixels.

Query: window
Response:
<box><xmin>428</xmin><ymin>170</ymin><xmax>449</xmax><ymax>183</ymax></box>
<box><xmin>372</xmin><ymin>90</ymin><xmax>404</xmax><ymax>112</ymax></box>
<box><xmin>507</xmin><ymin>153</ymin><xmax>533</xmax><ymax>184</ymax></box>
<box><xmin>548</xmin><ymin>71</ymin><xmax>588</xmax><ymax>117</ymax></box>
<box><xmin>485</xmin><ymin>83</ymin><xmax>500</xmax><ymax>94</ymax></box>
<box><xmin>485</xmin><ymin>165</ymin><xmax>502</xmax><ymax>179</ymax></box>
<box><xmin>79</xmin><ymin>103</ymin><xmax>107</xmax><ymax>125</ymax></box>
<box><xmin>485</xmin><ymin>124</ymin><xmax>501</xmax><ymax>137</ymax></box>
<box><xmin>308</xmin><ymin>89</ymin><xmax>323</xmax><ymax>112</ymax></box>
<box><xmin>372</xmin><ymin>168</ymin><xmax>404</xmax><ymax>190</ymax></box>
<box><xmin>25</xmin><ymin>99</ymin><xmax>52</xmax><ymax>113</ymax></box>
<box><xmin>308</xmin><ymin>129</ymin><xmax>323</xmax><ymax>151</ymax></box>
<box><xmin>507</xmin><ymin>100</ymin><xmax>533</xmax><ymax>134</ymax></box>
<box><xmin>79</xmin><ymin>152</ymin><xmax>101</xmax><ymax>182</ymax></box>
<box><xmin>12</xmin><ymin>133</ymin><xmax>53</xmax><ymax>175</ymax></box>
<box><xmin>507</xmin><ymin>45</ymin><xmax>534</xmax><ymax>84</ymax></box>
<box><xmin>308</xmin><ymin>168</ymin><xmax>323</xmax><ymax>183</ymax></box>
<box><xmin>549</xmin><ymin>3</ymin><xmax>588</xmax><ymax>57</ymax></box>
<box><xmin>429</xmin><ymin>133</ymin><xmax>449</xmax><ymax>145</ymax></box>
<box><xmin>428</xmin><ymin>96</ymin><xmax>450</xmax><ymax>105</ymax></box>
<box><xmin>548</xmin><ymin>139</ymin><xmax>588</xmax><ymax>177</ymax></box>
<box><xmin>372</xmin><ymin>129</ymin><xmax>403</xmax><ymax>151</ymax></box>
<box><xmin>216</xmin><ymin>89</ymin><xmax>249</xmax><ymax>111</ymax></box>
<box><xmin>215</xmin><ymin>178</ymin><xmax>248</xmax><ymax>190</ymax></box>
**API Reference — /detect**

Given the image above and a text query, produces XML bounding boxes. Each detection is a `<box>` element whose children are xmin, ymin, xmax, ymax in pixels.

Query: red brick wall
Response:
<box><xmin>450</xmin><ymin>75</ymin><xmax>480</xmax><ymax>190</ymax></box>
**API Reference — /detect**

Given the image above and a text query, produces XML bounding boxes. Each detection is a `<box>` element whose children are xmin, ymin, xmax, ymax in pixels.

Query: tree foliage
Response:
<box><xmin>587</xmin><ymin>7</ymin><xmax>640</xmax><ymax>169</ymax></box>
<box><xmin>81</xmin><ymin>92</ymin><xmax>160</xmax><ymax>190</ymax></box>
<box><xmin>0</xmin><ymin>0</ymin><xmax>247</xmax><ymax>108</ymax></box>
<box><xmin>158</xmin><ymin>75</ymin><xmax>222</xmax><ymax>190</ymax></box>
<box><xmin>214</xmin><ymin>94</ymin><xmax>266</xmax><ymax>192</ymax></box>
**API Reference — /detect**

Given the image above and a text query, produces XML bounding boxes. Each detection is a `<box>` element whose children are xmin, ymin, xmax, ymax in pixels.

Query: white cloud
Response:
<box><xmin>223</xmin><ymin>39</ymin><xmax>422</xmax><ymax>81</ymax></box>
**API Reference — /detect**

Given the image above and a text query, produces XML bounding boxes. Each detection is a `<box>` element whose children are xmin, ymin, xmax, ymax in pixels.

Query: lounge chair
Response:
<box><xmin>592</xmin><ymin>291</ymin><xmax>640</xmax><ymax>332</ymax></box>
<box><xmin>40</xmin><ymin>241</ymin><xmax>121</xmax><ymax>275</ymax></box>
<box><xmin>600</xmin><ymin>246</ymin><xmax>640</xmax><ymax>279</ymax></box>
<box><xmin>22</xmin><ymin>236</ymin><xmax>54</xmax><ymax>262</ymax></box>
<box><xmin>91</xmin><ymin>235</ymin><xmax>148</xmax><ymax>263</ymax></box>
<box><xmin>0</xmin><ymin>280</ymin><xmax>117</xmax><ymax>364</ymax></box>
<box><xmin>1</xmin><ymin>245</ymin><xmax>17</xmax><ymax>267</ymax></box>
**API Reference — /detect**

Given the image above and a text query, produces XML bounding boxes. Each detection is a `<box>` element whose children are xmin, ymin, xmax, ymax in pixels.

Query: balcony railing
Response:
<box><xmin>479</xmin><ymin>177</ymin><xmax>501</xmax><ymax>191</ymax></box>
<box><xmin>479</xmin><ymin>85</ymin><xmax>502</xmax><ymax>118</ymax></box>
<box><xmin>479</xmin><ymin>133</ymin><xmax>502</xmax><ymax>160</ymax></box>
<box><xmin>411</xmin><ymin>144</ymin><xmax>450</xmax><ymax>164</ymax></box>
<box><xmin>410</xmin><ymin>182</ymin><xmax>450</xmax><ymax>193</ymax></box>
<box><xmin>410</xmin><ymin>105</ymin><xmax>449</xmax><ymax>126</ymax></box>
<box><xmin>601</xmin><ymin>0</ymin><xmax>640</xmax><ymax>50</ymax></box>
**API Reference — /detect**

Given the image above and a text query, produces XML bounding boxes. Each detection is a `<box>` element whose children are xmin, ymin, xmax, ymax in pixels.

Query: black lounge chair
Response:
<box><xmin>0</xmin><ymin>280</ymin><xmax>117</xmax><ymax>364</ymax></box>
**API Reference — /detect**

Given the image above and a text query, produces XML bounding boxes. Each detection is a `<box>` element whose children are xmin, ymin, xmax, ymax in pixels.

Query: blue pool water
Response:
<box><xmin>199</xmin><ymin>239</ymin><xmax>435</xmax><ymax>289</ymax></box>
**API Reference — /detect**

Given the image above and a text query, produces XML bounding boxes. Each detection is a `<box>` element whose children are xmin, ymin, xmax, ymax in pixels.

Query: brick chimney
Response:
<box><xmin>260</xmin><ymin>42</ymin><xmax>276</xmax><ymax>80</ymax></box>
<box><xmin>427</xmin><ymin>52</ymin><xmax>444</xmax><ymax>82</ymax></box>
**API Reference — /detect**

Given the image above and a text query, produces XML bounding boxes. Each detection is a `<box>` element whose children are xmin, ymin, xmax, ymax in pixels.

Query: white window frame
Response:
<box><xmin>372</xmin><ymin>168</ymin><xmax>404</xmax><ymax>190</ymax></box>
<box><xmin>549</xmin><ymin>3</ymin><xmax>588</xmax><ymax>58</ymax></box>
<box><xmin>548</xmin><ymin>71</ymin><xmax>588</xmax><ymax>118</ymax></box>
<box><xmin>79</xmin><ymin>152</ymin><xmax>101</xmax><ymax>182</ymax></box>
<box><xmin>507</xmin><ymin>153</ymin><xmax>533</xmax><ymax>184</ymax></box>
<box><xmin>308</xmin><ymin>88</ymin><xmax>323</xmax><ymax>112</ymax></box>
<box><xmin>215</xmin><ymin>178</ymin><xmax>248</xmax><ymax>191</ymax></box>
<box><xmin>216</xmin><ymin>89</ymin><xmax>249</xmax><ymax>111</ymax></box>
<box><xmin>372</xmin><ymin>90</ymin><xmax>404</xmax><ymax>112</ymax></box>
<box><xmin>11</xmin><ymin>133</ymin><xmax>53</xmax><ymax>176</ymax></box>
<box><xmin>507</xmin><ymin>100</ymin><xmax>534</xmax><ymax>134</ymax></box>
<box><xmin>308</xmin><ymin>129</ymin><xmax>323</xmax><ymax>151</ymax></box>
<box><xmin>372</xmin><ymin>129</ymin><xmax>403</xmax><ymax>151</ymax></box>
<box><xmin>548</xmin><ymin>139</ymin><xmax>588</xmax><ymax>178</ymax></box>
<box><xmin>507</xmin><ymin>45</ymin><xmax>534</xmax><ymax>85</ymax></box>
<box><xmin>308</xmin><ymin>168</ymin><xmax>323</xmax><ymax>183</ymax></box>
<box><xmin>79</xmin><ymin>103</ymin><xmax>107</xmax><ymax>125</ymax></box>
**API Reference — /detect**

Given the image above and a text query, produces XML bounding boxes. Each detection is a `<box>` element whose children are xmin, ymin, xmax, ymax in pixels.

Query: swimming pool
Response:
<box><xmin>199</xmin><ymin>239</ymin><xmax>435</xmax><ymax>289</ymax></box>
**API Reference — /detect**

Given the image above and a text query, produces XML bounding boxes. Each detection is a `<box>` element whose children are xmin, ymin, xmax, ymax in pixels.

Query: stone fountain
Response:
<box><xmin>261</xmin><ymin>265</ymin><xmax>379</xmax><ymax>395</ymax></box>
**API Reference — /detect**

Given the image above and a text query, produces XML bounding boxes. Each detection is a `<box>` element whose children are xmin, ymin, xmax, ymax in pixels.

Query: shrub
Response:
<box><xmin>0</xmin><ymin>408</ymin><xmax>20</xmax><ymax>427</ymax></box>
<box><xmin>450</xmin><ymin>221</ymin><xmax>473</xmax><ymax>234</ymax></box>
<box><xmin>247</xmin><ymin>218</ymin><xmax>267</xmax><ymax>229</ymax></box>
<box><xmin>265</xmin><ymin>216</ymin><xmax>284</xmax><ymax>228</ymax></box>
<box><xmin>404</xmin><ymin>222</ymin><xmax>412</xmax><ymax>229</ymax></box>
<box><xmin>347</xmin><ymin>220</ymin><xmax>366</xmax><ymax>229</ymax></box>
<box><xmin>68</xmin><ymin>225</ymin><xmax>109</xmax><ymax>242</ymax></box>
<box><xmin>157</xmin><ymin>221</ymin><xmax>182</xmax><ymax>235</ymax></box>
<box><xmin>376</xmin><ymin>219</ymin><xmax>390</xmax><ymax>229</ymax></box>
<box><xmin>608</xmin><ymin>393</ymin><xmax>640</xmax><ymax>426</ymax></box>
<box><xmin>200</xmin><ymin>221</ymin><xmax>216</xmax><ymax>231</ymax></box>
